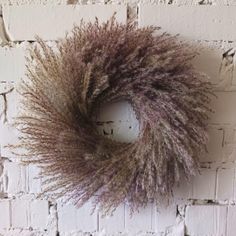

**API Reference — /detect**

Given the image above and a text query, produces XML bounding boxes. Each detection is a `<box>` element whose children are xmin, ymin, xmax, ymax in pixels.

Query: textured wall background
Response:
<box><xmin>0</xmin><ymin>0</ymin><xmax>236</xmax><ymax>236</ymax></box>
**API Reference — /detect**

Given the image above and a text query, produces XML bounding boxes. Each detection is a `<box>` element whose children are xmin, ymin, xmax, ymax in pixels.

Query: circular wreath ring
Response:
<box><xmin>17</xmin><ymin>17</ymin><xmax>213</xmax><ymax>214</ymax></box>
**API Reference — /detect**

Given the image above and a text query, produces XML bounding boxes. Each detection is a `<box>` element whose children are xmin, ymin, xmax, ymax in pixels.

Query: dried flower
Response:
<box><xmin>17</xmin><ymin>17</ymin><xmax>213</xmax><ymax>215</ymax></box>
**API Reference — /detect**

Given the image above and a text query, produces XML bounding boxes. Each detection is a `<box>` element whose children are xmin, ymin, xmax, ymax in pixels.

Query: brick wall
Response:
<box><xmin>0</xmin><ymin>1</ymin><xmax>235</xmax><ymax>236</ymax></box>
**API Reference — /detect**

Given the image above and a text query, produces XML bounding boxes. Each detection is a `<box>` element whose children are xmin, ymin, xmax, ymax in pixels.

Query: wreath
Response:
<box><xmin>17</xmin><ymin>17</ymin><xmax>213</xmax><ymax>214</ymax></box>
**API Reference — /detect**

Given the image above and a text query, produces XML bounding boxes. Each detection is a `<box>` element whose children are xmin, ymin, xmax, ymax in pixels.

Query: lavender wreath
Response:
<box><xmin>17</xmin><ymin>18</ymin><xmax>213</xmax><ymax>214</ymax></box>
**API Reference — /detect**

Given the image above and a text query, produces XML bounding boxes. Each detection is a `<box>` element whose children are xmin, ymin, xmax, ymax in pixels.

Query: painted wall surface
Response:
<box><xmin>0</xmin><ymin>1</ymin><xmax>236</xmax><ymax>235</ymax></box>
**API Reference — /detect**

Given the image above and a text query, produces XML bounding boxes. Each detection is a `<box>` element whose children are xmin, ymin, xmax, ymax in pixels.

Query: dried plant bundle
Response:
<box><xmin>17</xmin><ymin>17</ymin><xmax>213</xmax><ymax>214</ymax></box>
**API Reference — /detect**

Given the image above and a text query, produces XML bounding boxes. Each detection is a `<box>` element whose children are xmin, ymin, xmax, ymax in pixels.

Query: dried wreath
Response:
<box><xmin>17</xmin><ymin>17</ymin><xmax>213</xmax><ymax>214</ymax></box>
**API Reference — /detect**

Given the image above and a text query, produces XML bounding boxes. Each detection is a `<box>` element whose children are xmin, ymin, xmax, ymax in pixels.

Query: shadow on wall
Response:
<box><xmin>193</xmin><ymin>41</ymin><xmax>236</xmax><ymax>163</ymax></box>
<box><xmin>172</xmin><ymin>40</ymin><xmax>236</xmax><ymax>204</ymax></box>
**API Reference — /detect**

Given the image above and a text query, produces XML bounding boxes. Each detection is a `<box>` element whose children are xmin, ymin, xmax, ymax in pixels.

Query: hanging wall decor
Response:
<box><xmin>17</xmin><ymin>17</ymin><xmax>213</xmax><ymax>214</ymax></box>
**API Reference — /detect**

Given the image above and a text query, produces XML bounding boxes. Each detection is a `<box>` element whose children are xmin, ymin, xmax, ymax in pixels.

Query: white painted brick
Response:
<box><xmin>173</xmin><ymin>177</ymin><xmax>193</xmax><ymax>200</ymax></box>
<box><xmin>139</xmin><ymin>5</ymin><xmax>236</xmax><ymax>41</ymax></box>
<box><xmin>30</xmin><ymin>200</ymin><xmax>48</xmax><ymax>229</ymax></box>
<box><xmin>0</xmin><ymin>45</ymin><xmax>26</xmax><ymax>83</ymax></box>
<box><xmin>0</xmin><ymin>161</ymin><xmax>3</xmax><ymax>195</ymax></box>
<box><xmin>154</xmin><ymin>204</ymin><xmax>177</xmax><ymax>233</ymax></box>
<box><xmin>200</xmin><ymin>126</ymin><xmax>224</xmax><ymax>162</ymax></box>
<box><xmin>185</xmin><ymin>205</ymin><xmax>227</xmax><ymax>236</ymax></box>
<box><xmin>224</xmin><ymin>126</ymin><xmax>236</xmax><ymax>145</ymax></box>
<box><xmin>99</xmin><ymin>204</ymin><xmax>125</xmax><ymax>233</ymax></box>
<box><xmin>1</xmin><ymin>165</ymin><xmax>8</xmax><ymax>195</ymax></box>
<box><xmin>0</xmin><ymin>90</ymin><xmax>22</xmax><ymax>158</ymax></box>
<box><xmin>0</xmin><ymin>229</ymin><xmax>45</xmax><ymax>236</ymax></box>
<box><xmin>28</xmin><ymin>164</ymin><xmax>42</xmax><ymax>194</ymax></box>
<box><xmin>3</xmin><ymin>161</ymin><xmax>27</xmax><ymax>194</ymax></box>
<box><xmin>168</xmin><ymin>218</ymin><xmax>185</xmax><ymax>236</ymax></box>
<box><xmin>0</xmin><ymin>82</ymin><xmax>14</xmax><ymax>96</ymax></box>
<box><xmin>58</xmin><ymin>201</ymin><xmax>98</xmax><ymax>232</ymax></box>
<box><xmin>46</xmin><ymin>204</ymin><xmax>57</xmax><ymax>235</ymax></box>
<box><xmin>0</xmin><ymin>95</ymin><xmax>5</xmax><ymax>127</ymax></box>
<box><xmin>76</xmin><ymin>202</ymin><xmax>98</xmax><ymax>232</ymax></box>
<box><xmin>1</xmin><ymin>2</ymin><xmax>236</xmax><ymax>235</ymax></box>
<box><xmin>191</xmin><ymin>41</ymin><xmax>235</xmax><ymax>91</ymax></box>
<box><xmin>219</xmin><ymin>49</ymin><xmax>235</xmax><ymax>91</ymax></box>
<box><xmin>0</xmin><ymin>122</ymin><xmax>20</xmax><ymax>158</ymax></box>
<box><xmin>57</xmin><ymin>203</ymin><xmax>77</xmax><ymax>232</ymax></box>
<box><xmin>193</xmin><ymin>42</ymin><xmax>223</xmax><ymax>85</ymax></box>
<box><xmin>11</xmin><ymin>199</ymin><xmax>30</xmax><ymax>228</ymax></box>
<box><xmin>227</xmin><ymin>206</ymin><xmax>236</xmax><ymax>236</ymax></box>
<box><xmin>232</xmin><ymin>49</ymin><xmax>236</xmax><ymax>86</ymax></box>
<box><xmin>192</xmin><ymin>168</ymin><xmax>216</xmax><ymax>199</ymax></box>
<box><xmin>3</xmin><ymin>5</ymin><xmax>127</xmax><ymax>41</ymax></box>
<box><xmin>0</xmin><ymin>0</ymin><xmax>67</xmax><ymax>4</ymax></box>
<box><xmin>6</xmin><ymin>88</ymin><xmax>21</xmax><ymax>123</ymax></box>
<box><xmin>0</xmin><ymin>17</ymin><xmax>8</xmax><ymax>45</ymax></box>
<box><xmin>219</xmin><ymin>126</ymin><xmax>236</xmax><ymax>162</ymax></box>
<box><xmin>216</xmin><ymin>168</ymin><xmax>234</xmax><ymax>200</ymax></box>
<box><xmin>0</xmin><ymin>0</ymin><xmax>197</xmax><ymax>5</ymax></box>
<box><xmin>0</xmin><ymin>200</ymin><xmax>10</xmax><ymax>229</ymax></box>
<box><xmin>210</xmin><ymin>92</ymin><xmax>236</xmax><ymax>124</ymax></box>
<box><xmin>205</xmin><ymin>125</ymin><xmax>236</xmax><ymax>162</ymax></box>
<box><xmin>227</xmin><ymin>0</ymin><xmax>236</xmax><ymax>5</ymax></box>
<box><xmin>125</xmin><ymin>203</ymin><xmax>153</xmax><ymax>233</ymax></box>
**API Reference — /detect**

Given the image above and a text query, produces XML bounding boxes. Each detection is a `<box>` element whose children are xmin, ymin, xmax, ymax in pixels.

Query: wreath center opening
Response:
<box><xmin>95</xmin><ymin>101</ymin><xmax>140</xmax><ymax>143</ymax></box>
